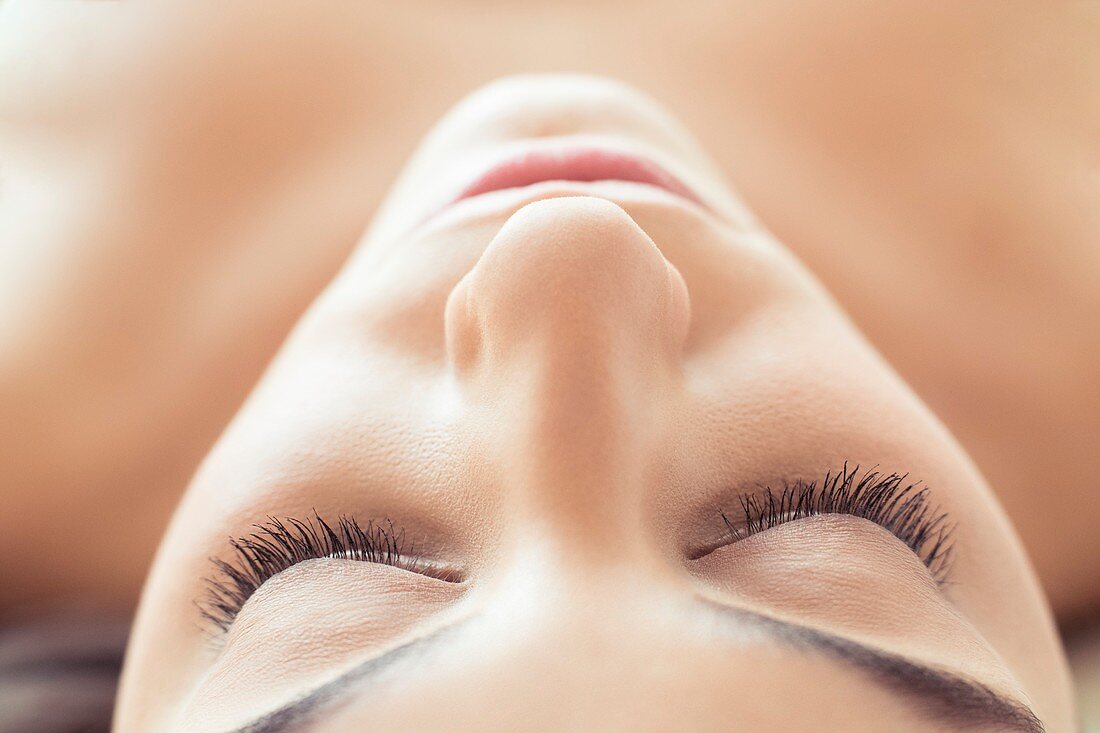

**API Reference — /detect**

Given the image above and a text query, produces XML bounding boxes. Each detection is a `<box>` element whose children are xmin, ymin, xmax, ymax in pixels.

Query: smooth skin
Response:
<box><xmin>1</xmin><ymin>2</ymin><xmax>1098</xmax><ymax>630</ymax></box>
<box><xmin>116</xmin><ymin>76</ymin><xmax>1075</xmax><ymax>732</ymax></box>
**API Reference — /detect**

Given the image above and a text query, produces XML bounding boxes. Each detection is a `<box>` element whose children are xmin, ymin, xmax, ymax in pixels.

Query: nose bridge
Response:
<box><xmin>445</xmin><ymin>196</ymin><xmax>689</xmax><ymax>552</ymax></box>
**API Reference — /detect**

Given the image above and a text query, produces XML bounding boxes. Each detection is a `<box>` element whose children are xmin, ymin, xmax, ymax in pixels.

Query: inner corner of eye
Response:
<box><xmin>686</xmin><ymin>527</ymin><xmax>745</xmax><ymax>562</ymax></box>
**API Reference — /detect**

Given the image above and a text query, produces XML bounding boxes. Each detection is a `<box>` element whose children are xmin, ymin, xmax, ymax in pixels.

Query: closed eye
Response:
<box><xmin>707</xmin><ymin>464</ymin><xmax>955</xmax><ymax>583</ymax></box>
<box><xmin>199</xmin><ymin>513</ymin><xmax>460</xmax><ymax>633</ymax></box>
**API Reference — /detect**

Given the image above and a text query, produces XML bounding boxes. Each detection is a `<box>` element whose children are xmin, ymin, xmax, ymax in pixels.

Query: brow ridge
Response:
<box><xmin>230</xmin><ymin>604</ymin><xmax>1043</xmax><ymax>733</ymax></box>
<box><xmin>706</xmin><ymin>601</ymin><xmax>1044</xmax><ymax>733</ymax></box>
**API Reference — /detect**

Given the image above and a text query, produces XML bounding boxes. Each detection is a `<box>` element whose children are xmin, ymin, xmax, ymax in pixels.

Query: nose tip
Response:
<box><xmin>446</xmin><ymin>196</ymin><xmax>690</xmax><ymax>377</ymax></box>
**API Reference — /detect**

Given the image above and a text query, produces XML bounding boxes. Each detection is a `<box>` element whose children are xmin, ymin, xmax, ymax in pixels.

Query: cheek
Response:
<box><xmin>325</xmin><ymin>219</ymin><xmax>501</xmax><ymax>363</ymax></box>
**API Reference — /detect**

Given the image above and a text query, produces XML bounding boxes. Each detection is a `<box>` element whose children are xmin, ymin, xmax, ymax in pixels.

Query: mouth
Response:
<box><xmin>449</xmin><ymin>144</ymin><xmax>707</xmax><ymax>210</ymax></box>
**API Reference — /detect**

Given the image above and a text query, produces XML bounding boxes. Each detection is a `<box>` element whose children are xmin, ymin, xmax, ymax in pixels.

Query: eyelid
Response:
<box><xmin>199</xmin><ymin>514</ymin><xmax>461</xmax><ymax>633</ymax></box>
<box><xmin>183</xmin><ymin>559</ymin><xmax>468</xmax><ymax>730</ymax></box>
<box><xmin>701</xmin><ymin>464</ymin><xmax>956</xmax><ymax>583</ymax></box>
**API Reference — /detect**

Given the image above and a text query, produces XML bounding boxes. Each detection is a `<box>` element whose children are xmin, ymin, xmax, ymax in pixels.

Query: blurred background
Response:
<box><xmin>0</xmin><ymin>1</ymin><xmax>1097</xmax><ymax>730</ymax></box>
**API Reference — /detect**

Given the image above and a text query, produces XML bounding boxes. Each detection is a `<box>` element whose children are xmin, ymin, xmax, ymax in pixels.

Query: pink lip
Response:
<box><xmin>451</xmin><ymin>146</ymin><xmax>706</xmax><ymax>208</ymax></box>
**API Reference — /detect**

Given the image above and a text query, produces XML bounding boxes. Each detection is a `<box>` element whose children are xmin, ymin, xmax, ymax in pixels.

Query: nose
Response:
<box><xmin>445</xmin><ymin>196</ymin><xmax>690</xmax><ymax>548</ymax></box>
<box><xmin>446</xmin><ymin>196</ymin><xmax>689</xmax><ymax>378</ymax></box>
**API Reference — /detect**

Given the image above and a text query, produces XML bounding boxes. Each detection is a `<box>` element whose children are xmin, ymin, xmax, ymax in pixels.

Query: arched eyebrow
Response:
<box><xmin>230</xmin><ymin>607</ymin><xmax>1043</xmax><ymax>733</ymax></box>
<box><xmin>231</xmin><ymin>618</ymin><xmax>471</xmax><ymax>733</ymax></box>
<box><xmin>704</xmin><ymin>601</ymin><xmax>1045</xmax><ymax>733</ymax></box>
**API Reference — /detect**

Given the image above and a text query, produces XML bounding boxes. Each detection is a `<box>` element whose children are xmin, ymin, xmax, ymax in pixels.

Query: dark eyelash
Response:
<box><xmin>721</xmin><ymin>464</ymin><xmax>956</xmax><ymax>583</ymax></box>
<box><xmin>199</xmin><ymin>513</ymin><xmax>446</xmax><ymax>633</ymax></box>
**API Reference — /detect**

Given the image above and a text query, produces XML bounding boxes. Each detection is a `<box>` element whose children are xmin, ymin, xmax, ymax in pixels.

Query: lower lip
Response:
<box><xmin>451</xmin><ymin>147</ymin><xmax>705</xmax><ymax>208</ymax></box>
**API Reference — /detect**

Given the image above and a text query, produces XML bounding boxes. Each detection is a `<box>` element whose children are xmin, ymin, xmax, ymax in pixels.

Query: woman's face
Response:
<box><xmin>116</xmin><ymin>75</ymin><xmax>1073</xmax><ymax>732</ymax></box>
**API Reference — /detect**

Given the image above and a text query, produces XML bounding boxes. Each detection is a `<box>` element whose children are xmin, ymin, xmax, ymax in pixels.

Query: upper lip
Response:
<box><xmin>448</xmin><ymin>143</ymin><xmax>707</xmax><ymax>210</ymax></box>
